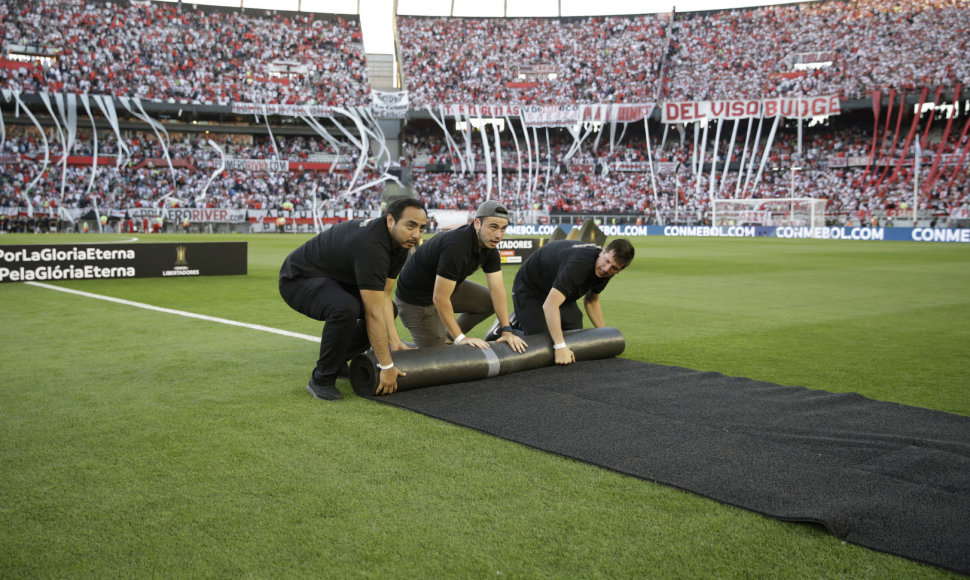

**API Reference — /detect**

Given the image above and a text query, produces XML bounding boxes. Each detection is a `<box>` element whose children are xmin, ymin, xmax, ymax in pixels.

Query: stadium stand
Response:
<box><xmin>1</xmin><ymin>0</ymin><xmax>369</xmax><ymax>106</ymax></box>
<box><xmin>1</xmin><ymin>0</ymin><xmax>968</xmax><ymax>231</ymax></box>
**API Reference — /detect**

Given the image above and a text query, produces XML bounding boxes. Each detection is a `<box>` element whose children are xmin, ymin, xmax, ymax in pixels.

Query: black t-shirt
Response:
<box><xmin>279</xmin><ymin>218</ymin><xmax>408</xmax><ymax>291</ymax></box>
<box><xmin>512</xmin><ymin>240</ymin><xmax>609</xmax><ymax>302</ymax></box>
<box><xmin>395</xmin><ymin>223</ymin><xmax>501</xmax><ymax>306</ymax></box>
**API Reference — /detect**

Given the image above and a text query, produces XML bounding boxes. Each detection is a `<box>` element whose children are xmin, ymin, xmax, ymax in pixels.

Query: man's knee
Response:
<box><xmin>327</xmin><ymin>300</ymin><xmax>361</xmax><ymax>323</ymax></box>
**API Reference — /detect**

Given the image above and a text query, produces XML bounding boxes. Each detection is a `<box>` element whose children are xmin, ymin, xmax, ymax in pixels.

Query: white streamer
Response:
<box><xmin>428</xmin><ymin>105</ymin><xmax>466</xmax><ymax>174</ymax></box>
<box><xmin>532</xmin><ymin>126</ymin><xmax>541</xmax><ymax>200</ymax></box>
<box><xmin>520</xmin><ymin>117</ymin><xmax>534</xmax><ymax>204</ymax></box>
<box><xmin>492</xmin><ymin>120</ymin><xmax>503</xmax><ymax>200</ymax></box>
<box><xmin>543</xmin><ymin>128</ymin><xmax>552</xmax><ymax>194</ymax></box>
<box><xmin>54</xmin><ymin>93</ymin><xmax>79</xmax><ymax>202</ymax></box>
<box><xmin>751</xmin><ymin>112</ymin><xmax>782</xmax><ymax>191</ymax></box>
<box><xmin>504</xmin><ymin>115</ymin><xmax>523</xmax><ymax>198</ymax></box>
<box><xmin>735</xmin><ymin>118</ymin><xmax>754</xmax><ymax>198</ymax></box>
<box><xmin>462</xmin><ymin>114</ymin><xmax>475</xmax><ymax>173</ymax></box>
<box><xmin>698</xmin><ymin>120</ymin><xmax>711</xmax><ymax>197</ymax></box>
<box><xmin>0</xmin><ymin>91</ymin><xmax>7</xmax><ymax>151</ymax></box>
<box><xmin>13</xmin><ymin>90</ymin><xmax>46</xmax><ymax>216</ymax></box>
<box><xmin>719</xmin><ymin>120</ymin><xmax>740</xmax><ymax>196</ymax></box>
<box><xmin>742</xmin><ymin>113</ymin><xmax>766</xmax><ymax>196</ymax></box>
<box><xmin>329</xmin><ymin>107</ymin><xmax>369</xmax><ymax>200</ymax></box>
<box><xmin>119</xmin><ymin>97</ymin><xmax>176</xmax><ymax>206</ymax></box>
<box><xmin>478</xmin><ymin>116</ymin><xmax>493</xmax><ymax>201</ymax></box>
<box><xmin>643</xmin><ymin>118</ymin><xmax>663</xmax><ymax>225</ymax></box>
<box><xmin>261</xmin><ymin>105</ymin><xmax>280</xmax><ymax>159</ymax></box>
<box><xmin>93</xmin><ymin>96</ymin><xmax>129</xmax><ymax>168</ymax></box>
<box><xmin>708</xmin><ymin>118</ymin><xmax>723</xmax><ymax>199</ymax></box>
<box><xmin>200</xmin><ymin>139</ymin><xmax>226</xmax><ymax>200</ymax></box>
<box><xmin>39</xmin><ymin>93</ymin><xmax>69</xmax><ymax>202</ymax></box>
<box><xmin>692</xmin><ymin>122</ymin><xmax>701</xmax><ymax>197</ymax></box>
<box><xmin>301</xmin><ymin>111</ymin><xmax>345</xmax><ymax>153</ymax></box>
<box><xmin>78</xmin><ymin>95</ymin><xmax>99</xmax><ymax>193</ymax></box>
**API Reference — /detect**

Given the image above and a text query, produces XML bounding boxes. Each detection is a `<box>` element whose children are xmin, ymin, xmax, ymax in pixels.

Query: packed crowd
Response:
<box><xmin>399</xmin><ymin>0</ymin><xmax>970</xmax><ymax>105</ymax></box>
<box><xmin>401</xmin><ymin>119</ymin><xmax>968</xmax><ymax>218</ymax></box>
<box><xmin>397</xmin><ymin>14</ymin><xmax>667</xmax><ymax>105</ymax></box>
<box><xmin>1</xmin><ymin>0</ymin><xmax>369</xmax><ymax>106</ymax></box>
<box><xmin>5</xmin><ymin>111</ymin><xmax>964</xmax><ymax>225</ymax></box>
<box><xmin>664</xmin><ymin>0</ymin><xmax>970</xmax><ymax>101</ymax></box>
<box><xmin>3</xmin><ymin>0</ymin><xmax>968</xmax><ymax>107</ymax></box>
<box><xmin>2</xmin><ymin>0</ymin><xmax>968</xmax><ymax>225</ymax></box>
<box><xmin>0</xmin><ymin>126</ymin><xmax>382</xmax><ymax>214</ymax></box>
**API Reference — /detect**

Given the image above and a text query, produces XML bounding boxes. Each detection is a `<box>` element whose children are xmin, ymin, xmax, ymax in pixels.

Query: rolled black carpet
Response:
<box><xmin>364</xmin><ymin>357</ymin><xmax>970</xmax><ymax>574</ymax></box>
<box><xmin>348</xmin><ymin>327</ymin><xmax>625</xmax><ymax>397</ymax></box>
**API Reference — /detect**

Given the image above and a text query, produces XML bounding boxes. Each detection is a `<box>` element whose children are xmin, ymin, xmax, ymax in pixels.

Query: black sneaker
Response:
<box><xmin>306</xmin><ymin>377</ymin><xmax>342</xmax><ymax>401</ymax></box>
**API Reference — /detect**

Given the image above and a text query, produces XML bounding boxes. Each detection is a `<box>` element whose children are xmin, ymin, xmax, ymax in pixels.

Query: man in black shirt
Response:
<box><xmin>279</xmin><ymin>198</ymin><xmax>428</xmax><ymax>400</ymax></box>
<box><xmin>395</xmin><ymin>200</ymin><xmax>527</xmax><ymax>353</ymax></box>
<box><xmin>512</xmin><ymin>238</ymin><xmax>634</xmax><ymax>365</ymax></box>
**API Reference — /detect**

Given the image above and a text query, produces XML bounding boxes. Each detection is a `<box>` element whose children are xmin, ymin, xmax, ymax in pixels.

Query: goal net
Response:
<box><xmin>712</xmin><ymin>198</ymin><xmax>827</xmax><ymax>229</ymax></box>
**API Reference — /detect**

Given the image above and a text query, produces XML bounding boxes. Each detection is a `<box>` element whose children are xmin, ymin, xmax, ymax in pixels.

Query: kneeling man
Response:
<box><xmin>395</xmin><ymin>200</ymin><xmax>527</xmax><ymax>353</ymax></box>
<box><xmin>511</xmin><ymin>238</ymin><xmax>634</xmax><ymax>365</ymax></box>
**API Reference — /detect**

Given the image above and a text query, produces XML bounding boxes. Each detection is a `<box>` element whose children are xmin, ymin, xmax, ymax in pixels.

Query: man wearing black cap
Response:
<box><xmin>279</xmin><ymin>197</ymin><xmax>429</xmax><ymax>400</ymax></box>
<box><xmin>394</xmin><ymin>200</ymin><xmax>528</xmax><ymax>353</ymax></box>
<box><xmin>511</xmin><ymin>238</ymin><xmax>634</xmax><ymax>365</ymax></box>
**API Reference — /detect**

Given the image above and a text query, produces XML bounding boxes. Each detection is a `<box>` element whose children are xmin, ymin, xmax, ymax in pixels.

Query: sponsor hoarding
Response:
<box><xmin>0</xmin><ymin>242</ymin><xmax>247</xmax><ymax>283</ymax></box>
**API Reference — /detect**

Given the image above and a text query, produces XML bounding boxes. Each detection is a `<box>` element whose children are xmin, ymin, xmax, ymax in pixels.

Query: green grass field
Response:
<box><xmin>1</xmin><ymin>232</ymin><xmax>967</xmax><ymax>578</ymax></box>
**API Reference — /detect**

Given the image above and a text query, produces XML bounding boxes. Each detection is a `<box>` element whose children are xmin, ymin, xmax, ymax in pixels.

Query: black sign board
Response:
<box><xmin>497</xmin><ymin>238</ymin><xmax>541</xmax><ymax>265</ymax></box>
<box><xmin>0</xmin><ymin>242</ymin><xmax>247</xmax><ymax>283</ymax></box>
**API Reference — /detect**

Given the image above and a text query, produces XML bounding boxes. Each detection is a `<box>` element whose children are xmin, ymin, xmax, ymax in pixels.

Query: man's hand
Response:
<box><xmin>389</xmin><ymin>339</ymin><xmax>415</xmax><ymax>352</ymax></box>
<box><xmin>496</xmin><ymin>333</ymin><xmax>528</xmax><ymax>353</ymax></box>
<box><xmin>376</xmin><ymin>366</ymin><xmax>406</xmax><ymax>395</ymax></box>
<box><xmin>554</xmin><ymin>346</ymin><xmax>576</xmax><ymax>365</ymax></box>
<box><xmin>456</xmin><ymin>335</ymin><xmax>490</xmax><ymax>349</ymax></box>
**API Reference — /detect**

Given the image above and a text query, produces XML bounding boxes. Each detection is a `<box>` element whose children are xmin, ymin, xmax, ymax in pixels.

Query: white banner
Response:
<box><xmin>950</xmin><ymin>208</ymin><xmax>970</xmax><ymax>220</ymax></box>
<box><xmin>519</xmin><ymin>103</ymin><xmax>655</xmax><ymax>127</ymax></box>
<box><xmin>225</xmin><ymin>158</ymin><xmax>289</xmax><ymax>172</ymax></box>
<box><xmin>123</xmin><ymin>207</ymin><xmax>247</xmax><ymax>223</ymax></box>
<box><xmin>662</xmin><ymin>96</ymin><xmax>840</xmax><ymax>123</ymax></box>
<box><xmin>440</xmin><ymin>104</ymin><xmax>522</xmax><ymax>118</ymax></box>
<box><xmin>435</xmin><ymin>103</ymin><xmax>655</xmax><ymax>126</ymax></box>
<box><xmin>828</xmin><ymin>153</ymin><xmax>965</xmax><ymax>169</ymax></box>
<box><xmin>613</xmin><ymin>161</ymin><xmax>682</xmax><ymax>174</ymax></box>
<box><xmin>232</xmin><ymin>103</ymin><xmax>334</xmax><ymax>117</ymax></box>
<box><xmin>371</xmin><ymin>90</ymin><xmax>409</xmax><ymax>119</ymax></box>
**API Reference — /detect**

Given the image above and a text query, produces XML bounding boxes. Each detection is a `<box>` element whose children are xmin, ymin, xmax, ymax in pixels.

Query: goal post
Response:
<box><xmin>712</xmin><ymin>198</ymin><xmax>827</xmax><ymax>230</ymax></box>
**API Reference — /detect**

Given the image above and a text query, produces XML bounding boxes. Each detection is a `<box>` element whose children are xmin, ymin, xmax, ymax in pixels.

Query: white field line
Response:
<box><xmin>26</xmin><ymin>281</ymin><xmax>318</xmax><ymax>342</ymax></box>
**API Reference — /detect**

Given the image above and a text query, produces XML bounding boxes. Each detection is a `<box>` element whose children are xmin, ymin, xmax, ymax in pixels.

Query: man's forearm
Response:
<box><xmin>365</xmin><ymin>309</ymin><xmax>393</xmax><ymax>365</ymax></box>
<box><xmin>584</xmin><ymin>296</ymin><xmax>606</xmax><ymax>328</ymax></box>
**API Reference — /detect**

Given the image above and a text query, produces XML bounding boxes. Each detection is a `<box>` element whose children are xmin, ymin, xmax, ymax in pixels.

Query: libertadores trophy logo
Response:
<box><xmin>174</xmin><ymin>245</ymin><xmax>189</xmax><ymax>267</ymax></box>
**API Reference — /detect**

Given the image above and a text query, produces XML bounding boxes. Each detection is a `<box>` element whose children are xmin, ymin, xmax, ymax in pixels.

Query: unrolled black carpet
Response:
<box><xmin>366</xmin><ymin>358</ymin><xmax>970</xmax><ymax>574</ymax></box>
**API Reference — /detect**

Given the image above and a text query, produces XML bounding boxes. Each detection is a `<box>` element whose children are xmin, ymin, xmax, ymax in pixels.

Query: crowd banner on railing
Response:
<box><xmin>827</xmin><ymin>153</ymin><xmax>965</xmax><ymax>168</ymax></box>
<box><xmin>224</xmin><ymin>158</ymin><xmax>289</xmax><ymax>172</ymax></box>
<box><xmin>435</xmin><ymin>103</ymin><xmax>655</xmax><ymax>127</ymax></box>
<box><xmin>232</xmin><ymin>102</ymin><xmax>333</xmax><ymax>117</ymax></box>
<box><xmin>371</xmin><ymin>90</ymin><xmax>409</xmax><ymax>119</ymax></box>
<box><xmin>123</xmin><ymin>207</ymin><xmax>249</xmax><ymax>224</ymax></box>
<box><xmin>520</xmin><ymin>103</ymin><xmax>655</xmax><ymax>127</ymax></box>
<box><xmin>662</xmin><ymin>96</ymin><xmax>841</xmax><ymax>123</ymax></box>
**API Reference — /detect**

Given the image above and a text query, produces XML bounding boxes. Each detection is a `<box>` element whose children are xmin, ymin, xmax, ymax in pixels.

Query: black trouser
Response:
<box><xmin>279</xmin><ymin>276</ymin><xmax>372</xmax><ymax>382</ymax></box>
<box><xmin>511</xmin><ymin>290</ymin><xmax>584</xmax><ymax>336</ymax></box>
